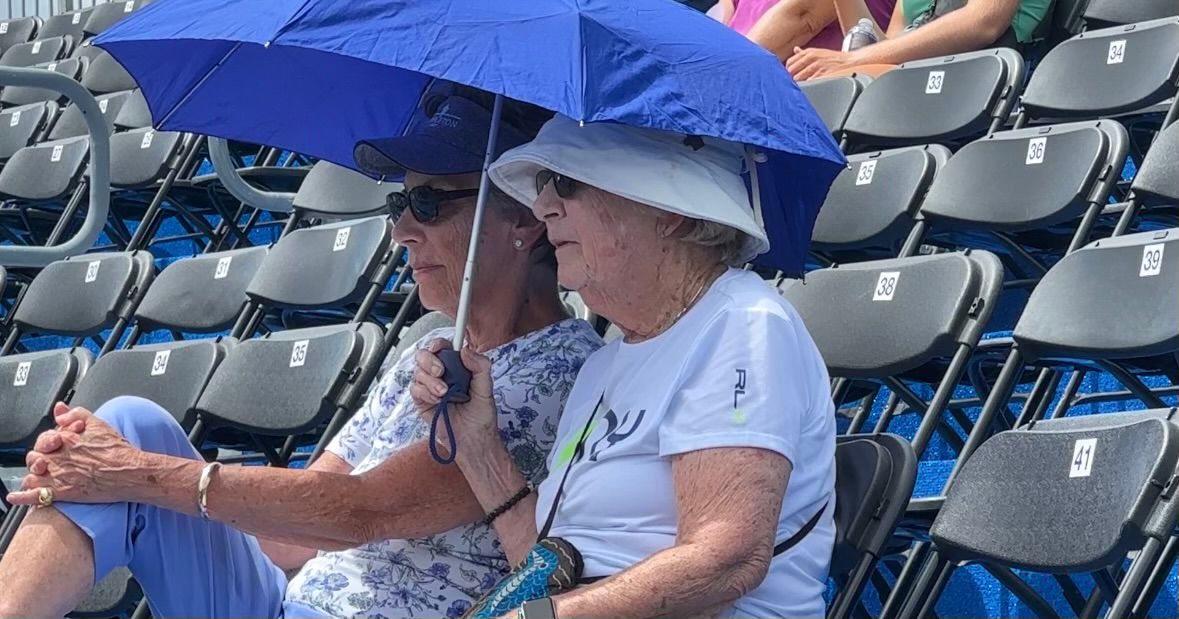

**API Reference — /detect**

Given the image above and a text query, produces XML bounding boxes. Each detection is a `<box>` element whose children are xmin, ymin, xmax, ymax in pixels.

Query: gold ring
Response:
<box><xmin>36</xmin><ymin>487</ymin><xmax>54</xmax><ymax>508</ymax></box>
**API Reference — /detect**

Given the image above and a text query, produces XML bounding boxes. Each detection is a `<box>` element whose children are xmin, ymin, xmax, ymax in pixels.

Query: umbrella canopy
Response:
<box><xmin>96</xmin><ymin>0</ymin><xmax>845</xmax><ymax>275</ymax></box>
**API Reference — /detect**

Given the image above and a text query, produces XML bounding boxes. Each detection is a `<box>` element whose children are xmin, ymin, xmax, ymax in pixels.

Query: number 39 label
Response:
<box><xmin>855</xmin><ymin>160</ymin><xmax>877</xmax><ymax>186</ymax></box>
<box><xmin>1070</xmin><ymin>438</ymin><xmax>1097</xmax><ymax>478</ymax></box>
<box><xmin>872</xmin><ymin>271</ymin><xmax>900</xmax><ymax>301</ymax></box>
<box><xmin>1140</xmin><ymin>243</ymin><xmax>1165</xmax><ymax>277</ymax></box>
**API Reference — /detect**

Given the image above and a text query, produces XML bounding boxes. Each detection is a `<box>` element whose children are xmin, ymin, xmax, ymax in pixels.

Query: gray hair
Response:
<box><xmin>680</xmin><ymin>219</ymin><xmax>748</xmax><ymax>267</ymax></box>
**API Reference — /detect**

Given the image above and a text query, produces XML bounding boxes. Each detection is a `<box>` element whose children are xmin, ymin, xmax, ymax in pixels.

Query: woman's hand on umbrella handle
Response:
<box><xmin>410</xmin><ymin>340</ymin><xmax>499</xmax><ymax>444</ymax></box>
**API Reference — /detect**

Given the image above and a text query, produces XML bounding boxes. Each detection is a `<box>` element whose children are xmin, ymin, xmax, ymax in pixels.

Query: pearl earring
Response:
<box><xmin>514</xmin><ymin>239</ymin><xmax>524</xmax><ymax>249</ymax></box>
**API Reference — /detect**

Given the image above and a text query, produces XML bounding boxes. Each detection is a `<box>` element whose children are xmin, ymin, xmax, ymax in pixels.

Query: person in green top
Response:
<box><xmin>787</xmin><ymin>0</ymin><xmax>1051</xmax><ymax>81</ymax></box>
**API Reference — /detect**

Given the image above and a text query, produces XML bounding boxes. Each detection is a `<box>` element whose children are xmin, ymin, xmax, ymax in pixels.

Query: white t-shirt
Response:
<box><xmin>536</xmin><ymin>270</ymin><xmax>836</xmax><ymax>619</ymax></box>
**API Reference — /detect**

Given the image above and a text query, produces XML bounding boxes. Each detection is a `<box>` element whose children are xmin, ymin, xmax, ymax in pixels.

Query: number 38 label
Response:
<box><xmin>1070</xmin><ymin>438</ymin><xmax>1097</xmax><ymax>478</ymax></box>
<box><xmin>1140</xmin><ymin>243</ymin><xmax>1165</xmax><ymax>277</ymax></box>
<box><xmin>872</xmin><ymin>271</ymin><xmax>900</xmax><ymax>301</ymax></box>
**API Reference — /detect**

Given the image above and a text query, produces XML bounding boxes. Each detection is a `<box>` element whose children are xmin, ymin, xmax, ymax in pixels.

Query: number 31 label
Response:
<box><xmin>873</xmin><ymin>271</ymin><xmax>900</xmax><ymax>301</ymax></box>
<box><xmin>1140</xmin><ymin>243</ymin><xmax>1165</xmax><ymax>277</ymax></box>
<box><xmin>1070</xmin><ymin>438</ymin><xmax>1096</xmax><ymax>478</ymax></box>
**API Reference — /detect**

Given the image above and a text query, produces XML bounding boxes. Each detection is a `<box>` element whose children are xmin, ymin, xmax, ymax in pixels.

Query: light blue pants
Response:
<box><xmin>56</xmin><ymin>396</ymin><xmax>326</xmax><ymax>619</ymax></box>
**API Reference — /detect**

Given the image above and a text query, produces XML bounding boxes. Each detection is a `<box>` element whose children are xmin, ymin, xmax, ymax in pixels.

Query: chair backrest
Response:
<box><xmin>931</xmin><ymin>418</ymin><xmax>1177</xmax><ymax>571</ymax></box>
<box><xmin>246</xmin><ymin>216</ymin><xmax>394</xmax><ymax>310</ymax></box>
<box><xmin>113</xmin><ymin>88</ymin><xmax>152</xmax><ymax>130</ymax></box>
<box><xmin>0</xmin><ymin>36</ymin><xmax>69</xmax><ymax>68</ymax></box>
<box><xmin>0</xmin><ymin>349</ymin><xmax>91</xmax><ymax>448</ymax></box>
<box><xmin>1084</xmin><ymin>0</ymin><xmax>1179</xmax><ymax>29</ymax></box>
<box><xmin>1</xmin><ymin>58</ymin><xmax>85</xmax><ymax>106</ymax></box>
<box><xmin>1131</xmin><ymin>121</ymin><xmax>1179</xmax><ymax>206</ymax></box>
<box><xmin>291</xmin><ymin>161</ymin><xmax>392</xmax><ymax>219</ymax></box>
<box><xmin>48</xmin><ymin>89</ymin><xmax>128</xmax><ymax>140</ymax></box>
<box><xmin>811</xmin><ymin>145</ymin><xmax>949</xmax><ymax>252</ymax></box>
<box><xmin>12</xmin><ymin>251</ymin><xmax>154</xmax><ymax>337</ymax></box>
<box><xmin>80</xmin><ymin>49</ymin><xmax>138</xmax><ymax>95</ymax></box>
<box><xmin>108</xmin><ymin>128</ymin><xmax>184</xmax><ymax>188</ymax></box>
<box><xmin>84</xmin><ymin>1</ymin><xmax>143</xmax><ymax>36</ymax></box>
<box><xmin>917</xmin><ymin>120</ymin><xmax>1127</xmax><ymax>232</ymax></box>
<box><xmin>0</xmin><ymin>102</ymin><xmax>56</xmax><ymax>162</ymax></box>
<box><xmin>0</xmin><ymin>136</ymin><xmax>88</xmax><ymax>201</ymax></box>
<box><xmin>1012</xmin><ymin>228</ymin><xmax>1179</xmax><ymax>362</ymax></box>
<box><xmin>36</xmin><ymin>10</ymin><xmax>91</xmax><ymax>43</ymax></box>
<box><xmin>390</xmin><ymin>310</ymin><xmax>454</xmax><ymax>365</ymax></box>
<box><xmin>0</xmin><ymin>17</ymin><xmax>39</xmax><ymax>55</ymax></box>
<box><xmin>1020</xmin><ymin>18</ymin><xmax>1179</xmax><ymax>121</ymax></box>
<box><xmin>831</xmin><ymin>433</ymin><xmax>917</xmax><ymax>578</ymax></box>
<box><xmin>134</xmin><ymin>247</ymin><xmax>268</xmax><ymax>334</ymax></box>
<box><xmin>70</xmin><ymin>339</ymin><xmax>228</xmax><ymax>430</ymax></box>
<box><xmin>799</xmin><ymin>76</ymin><xmax>868</xmax><ymax>136</ymax></box>
<box><xmin>778</xmin><ymin>250</ymin><xmax>1004</xmax><ymax>378</ymax></box>
<box><xmin>842</xmin><ymin>48</ymin><xmax>1024</xmax><ymax>147</ymax></box>
<box><xmin>195</xmin><ymin>323</ymin><xmax>383</xmax><ymax>435</ymax></box>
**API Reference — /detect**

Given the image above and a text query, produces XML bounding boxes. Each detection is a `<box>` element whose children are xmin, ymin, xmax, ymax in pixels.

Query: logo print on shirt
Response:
<box><xmin>733</xmin><ymin>369</ymin><xmax>748</xmax><ymax>425</ymax></box>
<box><xmin>586</xmin><ymin>408</ymin><xmax>646</xmax><ymax>462</ymax></box>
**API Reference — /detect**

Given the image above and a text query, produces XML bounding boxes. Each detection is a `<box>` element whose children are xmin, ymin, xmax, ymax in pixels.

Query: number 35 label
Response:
<box><xmin>872</xmin><ymin>271</ymin><xmax>900</xmax><ymax>301</ymax></box>
<box><xmin>1140</xmin><ymin>243</ymin><xmax>1165</xmax><ymax>278</ymax></box>
<box><xmin>855</xmin><ymin>160</ymin><xmax>877</xmax><ymax>186</ymax></box>
<box><xmin>1070</xmin><ymin>438</ymin><xmax>1097</xmax><ymax>478</ymax></box>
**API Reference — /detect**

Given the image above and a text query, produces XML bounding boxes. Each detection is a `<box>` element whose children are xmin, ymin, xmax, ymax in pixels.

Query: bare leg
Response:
<box><xmin>0</xmin><ymin>507</ymin><xmax>94</xmax><ymax>618</ymax></box>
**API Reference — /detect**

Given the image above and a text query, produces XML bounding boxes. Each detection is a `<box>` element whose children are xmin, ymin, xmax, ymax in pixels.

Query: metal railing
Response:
<box><xmin>3</xmin><ymin>0</ymin><xmax>117</xmax><ymax>20</ymax></box>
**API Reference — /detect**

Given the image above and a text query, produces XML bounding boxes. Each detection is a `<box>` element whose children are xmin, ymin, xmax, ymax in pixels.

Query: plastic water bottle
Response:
<box><xmin>842</xmin><ymin>18</ymin><xmax>879</xmax><ymax>52</ymax></box>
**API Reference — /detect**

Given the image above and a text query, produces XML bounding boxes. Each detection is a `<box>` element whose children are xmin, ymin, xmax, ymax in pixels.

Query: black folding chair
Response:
<box><xmin>1112</xmin><ymin>118</ymin><xmax>1179</xmax><ymax>236</ymax></box>
<box><xmin>810</xmin><ymin>144</ymin><xmax>949</xmax><ymax>266</ymax></box>
<box><xmin>1082</xmin><ymin>0</ymin><xmax>1179</xmax><ymax>30</ymax></box>
<box><xmin>0</xmin><ymin>57</ymin><xmax>86</xmax><ymax>108</ymax></box>
<box><xmin>0</xmin><ymin>17</ymin><xmax>38</xmax><ymax>56</ymax></box>
<box><xmin>0</xmin><ymin>36</ymin><xmax>71</xmax><ymax>68</ymax></box>
<box><xmin>799</xmin><ymin>75</ymin><xmax>870</xmax><ymax>144</ymax></box>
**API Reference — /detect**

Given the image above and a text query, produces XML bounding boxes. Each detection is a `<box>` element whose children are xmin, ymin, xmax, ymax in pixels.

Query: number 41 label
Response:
<box><xmin>1070</xmin><ymin>438</ymin><xmax>1097</xmax><ymax>478</ymax></box>
<box><xmin>1140</xmin><ymin>243</ymin><xmax>1165</xmax><ymax>277</ymax></box>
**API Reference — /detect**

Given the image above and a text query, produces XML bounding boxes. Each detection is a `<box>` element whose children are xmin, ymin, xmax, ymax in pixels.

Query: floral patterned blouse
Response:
<box><xmin>283</xmin><ymin>319</ymin><xmax>602</xmax><ymax>618</ymax></box>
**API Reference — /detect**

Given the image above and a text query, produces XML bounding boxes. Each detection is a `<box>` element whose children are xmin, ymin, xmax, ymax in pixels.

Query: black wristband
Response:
<box><xmin>481</xmin><ymin>480</ymin><xmax>535</xmax><ymax>527</ymax></box>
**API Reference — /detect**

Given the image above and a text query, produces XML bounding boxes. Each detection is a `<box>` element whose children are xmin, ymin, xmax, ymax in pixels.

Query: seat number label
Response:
<box><xmin>84</xmin><ymin>260</ymin><xmax>100</xmax><ymax>282</ymax></box>
<box><xmin>872</xmin><ymin>271</ymin><xmax>900</xmax><ymax>301</ymax></box>
<box><xmin>31</xmin><ymin>41</ymin><xmax>41</xmax><ymax>54</ymax></box>
<box><xmin>1025</xmin><ymin>137</ymin><xmax>1046</xmax><ymax>165</ymax></box>
<box><xmin>151</xmin><ymin>350</ymin><xmax>171</xmax><ymax>376</ymax></box>
<box><xmin>925</xmin><ymin>71</ymin><xmax>945</xmax><ymax>94</ymax></box>
<box><xmin>51</xmin><ymin>144</ymin><xmax>64</xmax><ymax>162</ymax></box>
<box><xmin>141</xmin><ymin>130</ymin><xmax>154</xmax><ymax>149</ymax></box>
<box><xmin>1140</xmin><ymin>243</ymin><xmax>1164</xmax><ymax>277</ymax></box>
<box><xmin>1070</xmin><ymin>438</ymin><xmax>1096</xmax><ymax>478</ymax></box>
<box><xmin>290</xmin><ymin>340</ymin><xmax>309</xmax><ymax>368</ymax></box>
<box><xmin>333</xmin><ymin>227</ymin><xmax>350</xmax><ymax>252</ymax></box>
<box><xmin>9</xmin><ymin>110</ymin><xmax>20</xmax><ymax>127</ymax></box>
<box><xmin>125</xmin><ymin>1</ymin><xmax>135</xmax><ymax>12</ymax></box>
<box><xmin>214</xmin><ymin>256</ymin><xmax>232</xmax><ymax>280</ymax></box>
<box><xmin>73</xmin><ymin>12</ymin><xmax>83</xmax><ymax>24</ymax></box>
<box><xmin>1107</xmin><ymin>40</ymin><xmax>1126</xmax><ymax>65</ymax></box>
<box><xmin>13</xmin><ymin>361</ymin><xmax>30</xmax><ymax>387</ymax></box>
<box><xmin>855</xmin><ymin>160</ymin><xmax>877</xmax><ymax>186</ymax></box>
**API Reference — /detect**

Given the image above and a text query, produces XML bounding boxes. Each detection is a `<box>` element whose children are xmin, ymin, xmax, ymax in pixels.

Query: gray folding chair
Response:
<box><xmin>0</xmin><ymin>136</ymin><xmax>91</xmax><ymax>246</ymax></box>
<box><xmin>1112</xmin><ymin>118</ymin><xmax>1179</xmax><ymax>235</ymax></box>
<box><xmin>0</xmin><ymin>57</ymin><xmax>85</xmax><ymax>107</ymax></box>
<box><xmin>841</xmin><ymin>48</ymin><xmax>1025</xmax><ymax>150</ymax></box>
<box><xmin>1083</xmin><ymin>0</ymin><xmax>1179</xmax><ymax>30</ymax></box>
<box><xmin>900</xmin><ymin>119</ymin><xmax>1129</xmax><ymax>276</ymax></box>
<box><xmin>828</xmin><ymin>433</ymin><xmax>917</xmax><ymax>619</ymax></box>
<box><xmin>811</xmin><ymin>144</ymin><xmax>949</xmax><ymax>266</ymax></box>
<box><xmin>899</xmin><ymin>416</ymin><xmax>1179</xmax><ymax>619</ymax></box>
<box><xmin>83</xmin><ymin>1</ymin><xmax>146</xmax><ymax>38</ymax></box>
<box><xmin>36</xmin><ymin>10</ymin><xmax>92</xmax><ymax>44</ymax></box>
<box><xmin>0</xmin><ymin>36</ymin><xmax>71</xmax><ymax>68</ymax></box>
<box><xmin>80</xmin><ymin>49</ymin><xmax>138</xmax><ymax>96</ymax></box>
<box><xmin>0</xmin><ymin>17</ymin><xmax>38</xmax><ymax>55</ymax></box>
<box><xmin>799</xmin><ymin>75</ymin><xmax>870</xmax><ymax>142</ymax></box>
<box><xmin>0</xmin><ymin>101</ymin><xmax>58</xmax><ymax>163</ymax></box>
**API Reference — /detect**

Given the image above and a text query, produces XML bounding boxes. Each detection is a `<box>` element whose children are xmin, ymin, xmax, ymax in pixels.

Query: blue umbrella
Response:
<box><xmin>97</xmin><ymin>0</ymin><xmax>845</xmax><ymax>458</ymax></box>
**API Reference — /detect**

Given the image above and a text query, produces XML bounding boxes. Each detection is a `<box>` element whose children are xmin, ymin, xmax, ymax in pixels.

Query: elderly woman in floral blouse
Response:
<box><xmin>0</xmin><ymin>88</ymin><xmax>602</xmax><ymax>619</ymax></box>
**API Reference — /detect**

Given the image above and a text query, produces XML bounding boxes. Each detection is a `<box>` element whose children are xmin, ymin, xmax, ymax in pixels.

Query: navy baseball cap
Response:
<box><xmin>355</xmin><ymin>94</ymin><xmax>533</xmax><ymax>178</ymax></box>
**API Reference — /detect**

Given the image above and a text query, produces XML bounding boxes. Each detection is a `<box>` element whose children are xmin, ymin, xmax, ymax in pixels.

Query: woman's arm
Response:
<box><xmin>256</xmin><ymin>452</ymin><xmax>352</xmax><ymax>569</ymax></box>
<box><xmin>552</xmin><ymin>447</ymin><xmax>792</xmax><ymax>619</ymax></box>
<box><xmin>832</xmin><ymin>0</ymin><xmax>879</xmax><ymax>39</ymax></box>
<box><xmin>13</xmin><ymin>408</ymin><xmax>486</xmax><ymax>550</ymax></box>
<box><xmin>716</xmin><ymin>0</ymin><xmax>736</xmax><ymax>24</ymax></box>
<box><xmin>453</xmin><ymin>434</ymin><xmax>540</xmax><ymax>567</ymax></box>
<box><xmin>744</xmin><ymin>0</ymin><xmax>837</xmax><ymax>61</ymax></box>
<box><xmin>853</xmin><ymin>0</ymin><xmax>1020</xmax><ymax>64</ymax></box>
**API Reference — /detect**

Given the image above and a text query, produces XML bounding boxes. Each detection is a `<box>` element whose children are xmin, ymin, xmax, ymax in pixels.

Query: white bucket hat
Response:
<box><xmin>488</xmin><ymin>115</ymin><xmax>770</xmax><ymax>264</ymax></box>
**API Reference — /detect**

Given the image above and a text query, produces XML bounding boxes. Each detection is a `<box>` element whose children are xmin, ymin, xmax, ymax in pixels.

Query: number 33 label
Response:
<box><xmin>873</xmin><ymin>271</ymin><xmax>900</xmax><ymax>301</ymax></box>
<box><xmin>1140</xmin><ymin>243</ymin><xmax>1165</xmax><ymax>278</ymax></box>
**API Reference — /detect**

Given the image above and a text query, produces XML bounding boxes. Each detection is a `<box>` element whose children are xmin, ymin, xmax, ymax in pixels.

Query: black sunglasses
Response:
<box><xmin>386</xmin><ymin>186</ymin><xmax>480</xmax><ymax>224</ymax></box>
<box><xmin>535</xmin><ymin>169</ymin><xmax>578</xmax><ymax>199</ymax></box>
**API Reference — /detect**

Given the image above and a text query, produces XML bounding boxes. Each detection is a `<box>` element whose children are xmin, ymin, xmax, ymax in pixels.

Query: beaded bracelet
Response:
<box><xmin>481</xmin><ymin>480</ymin><xmax>536</xmax><ymax>526</ymax></box>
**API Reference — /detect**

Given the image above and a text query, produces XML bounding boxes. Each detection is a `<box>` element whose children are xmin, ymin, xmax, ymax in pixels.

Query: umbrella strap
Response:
<box><xmin>430</xmin><ymin>396</ymin><xmax>461</xmax><ymax>465</ymax></box>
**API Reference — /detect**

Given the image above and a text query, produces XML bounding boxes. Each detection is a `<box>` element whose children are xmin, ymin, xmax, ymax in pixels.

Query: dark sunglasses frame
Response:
<box><xmin>386</xmin><ymin>186</ymin><xmax>480</xmax><ymax>224</ymax></box>
<box><xmin>535</xmin><ymin>169</ymin><xmax>578</xmax><ymax>199</ymax></box>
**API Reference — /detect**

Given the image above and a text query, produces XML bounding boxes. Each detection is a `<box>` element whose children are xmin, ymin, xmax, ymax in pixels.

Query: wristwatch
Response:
<box><xmin>518</xmin><ymin>597</ymin><xmax>557</xmax><ymax>619</ymax></box>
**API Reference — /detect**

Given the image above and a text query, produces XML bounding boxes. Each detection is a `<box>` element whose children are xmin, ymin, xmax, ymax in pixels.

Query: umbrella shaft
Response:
<box><xmin>452</xmin><ymin>94</ymin><xmax>506</xmax><ymax>351</ymax></box>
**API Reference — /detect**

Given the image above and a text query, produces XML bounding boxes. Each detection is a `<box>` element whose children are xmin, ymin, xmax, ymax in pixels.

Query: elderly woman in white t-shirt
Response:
<box><xmin>411</xmin><ymin>116</ymin><xmax>837</xmax><ymax>619</ymax></box>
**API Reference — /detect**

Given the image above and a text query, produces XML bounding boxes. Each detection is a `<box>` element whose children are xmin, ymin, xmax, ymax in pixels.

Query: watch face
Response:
<box><xmin>521</xmin><ymin>597</ymin><xmax>557</xmax><ymax>619</ymax></box>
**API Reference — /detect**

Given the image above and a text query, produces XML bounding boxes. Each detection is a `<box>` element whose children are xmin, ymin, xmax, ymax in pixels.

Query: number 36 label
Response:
<box><xmin>1140</xmin><ymin>243</ymin><xmax>1165</xmax><ymax>278</ymax></box>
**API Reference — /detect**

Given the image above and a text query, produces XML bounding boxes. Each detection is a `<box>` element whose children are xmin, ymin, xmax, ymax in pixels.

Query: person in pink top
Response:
<box><xmin>717</xmin><ymin>0</ymin><xmax>895</xmax><ymax>60</ymax></box>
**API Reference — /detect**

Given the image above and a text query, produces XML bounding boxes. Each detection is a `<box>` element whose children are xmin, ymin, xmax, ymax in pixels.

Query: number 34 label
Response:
<box><xmin>1070</xmin><ymin>438</ymin><xmax>1097</xmax><ymax>478</ymax></box>
<box><xmin>1140</xmin><ymin>243</ymin><xmax>1165</xmax><ymax>277</ymax></box>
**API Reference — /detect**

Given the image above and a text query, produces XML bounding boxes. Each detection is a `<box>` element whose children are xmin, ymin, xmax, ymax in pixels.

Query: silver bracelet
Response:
<box><xmin>197</xmin><ymin>462</ymin><xmax>222</xmax><ymax>520</ymax></box>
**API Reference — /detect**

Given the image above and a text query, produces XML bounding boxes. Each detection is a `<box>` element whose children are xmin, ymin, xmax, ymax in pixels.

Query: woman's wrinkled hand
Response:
<box><xmin>7</xmin><ymin>402</ymin><xmax>142</xmax><ymax>506</ymax></box>
<box><xmin>409</xmin><ymin>339</ymin><xmax>500</xmax><ymax>459</ymax></box>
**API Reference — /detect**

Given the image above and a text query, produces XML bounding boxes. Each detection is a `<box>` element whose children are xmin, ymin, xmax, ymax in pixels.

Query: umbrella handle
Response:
<box><xmin>439</xmin><ymin>348</ymin><xmax>473</xmax><ymax>404</ymax></box>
